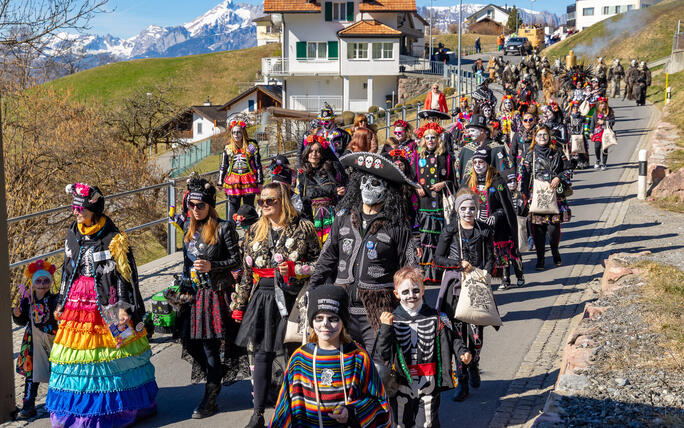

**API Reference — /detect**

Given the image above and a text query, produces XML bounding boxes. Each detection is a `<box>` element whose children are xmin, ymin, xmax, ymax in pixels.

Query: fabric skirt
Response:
<box><xmin>46</xmin><ymin>276</ymin><xmax>157</xmax><ymax>428</ymax></box>
<box><xmin>223</xmin><ymin>171</ymin><xmax>259</xmax><ymax>196</ymax></box>
<box><xmin>530</xmin><ymin>197</ymin><xmax>572</xmax><ymax>225</ymax></box>
<box><xmin>493</xmin><ymin>240</ymin><xmax>520</xmax><ymax>268</ymax></box>
<box><xmin>311</xmin><ymin>198</ymin><xmax>335</xmax><ymax>244</ymax></box>
<box><xmin>190</xmin><ymin>288</ymin><xmax>232</xmax><ymax>340</ymax></box>
<box><xmin>235</xmin><ymin>285</ymin><xmax>294</xmax><ymax>353</ymax></box>
<box><xmin>418</xmin><ymin>208</ymin><xmax>445</xmax><ymax>283</ymax></box>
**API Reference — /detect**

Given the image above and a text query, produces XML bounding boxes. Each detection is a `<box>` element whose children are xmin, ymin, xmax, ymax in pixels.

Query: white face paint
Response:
<box><xmin>312</xmin><ymin>312</ymin><xmax>342</xmax><ymax>343</ymax></box>
<box><xmin>483</xmin><ymin>106</ymin><xmax>492</xmax><ymax>118</ymax></box>
<box><xmin>360</xmin><ymin>175</ymin><xmax>387</xmax><ymax>206</ymax></box>
<box><xmin>458</xmin><ymin>200</ymin><xmax>477</xmax><ymax>224</ymax></box>
<box><xmin>424</xmin><ymin>133</ymin><xmax>438</xmax><ymax>150</ymax></box>
<box><xmin>503</xmin><ymin>99</ymin><xmax>513</xmax><ymax>111</ymax></box>
<box><xmin>467</xmin><ymin>127</ymin><xmax>485</xmax><ymax>142</ymax></box>
<box><xmin>536</xmin><ymin>130</ymin><xmax>550</xmax><ymax>146</ymax></box>
<box><xmin>507</xmin><ymin>181</ymin><xmax>517</xmax><ymax>192</ymax></box>
<box><xmin>393</xmin><ymin>127</ymin><xmax>406</xmax><ymax>141</ymax></box>
<box><xmin>473</xmin><ymin>158</ymin><xmax>488</xmax><ymax>175</ymax></box>
<box><xmin>231</xmin><ymin>126</ymin><xmax>243</xmax><ymax>142</ymax></box>
<box><xmin>394</xmin><ymin>279</ymin><xmax>424</xmax><ymax>312</ymax></box>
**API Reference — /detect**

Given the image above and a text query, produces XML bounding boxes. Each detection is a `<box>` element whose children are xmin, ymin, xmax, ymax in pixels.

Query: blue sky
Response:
<box><xmin>88</xmin><ymin>0</ymin><xmax>567</xmax><ymax>38</ymax></box>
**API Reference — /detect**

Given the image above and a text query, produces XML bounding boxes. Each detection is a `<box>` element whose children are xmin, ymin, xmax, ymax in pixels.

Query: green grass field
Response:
<box><xmin>47</xmin><ymin>44</ymin><xmax>281</xmax><ymax>107</ymax></box>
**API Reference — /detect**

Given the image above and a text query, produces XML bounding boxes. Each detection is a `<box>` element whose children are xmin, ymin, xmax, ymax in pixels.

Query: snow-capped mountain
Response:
<box><xmin>419</xmin><ymin>3</ymin><xmax>565</xmax><ymax>31</ymax></box>
<box><xmin>46</xmin><ymin>0</ymin><xmax>260</xmax><ymax>69</ymax></box>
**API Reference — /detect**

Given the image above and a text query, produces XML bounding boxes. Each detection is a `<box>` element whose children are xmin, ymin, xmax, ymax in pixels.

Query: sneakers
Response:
<box><xmin>499</xmin><ymin>280</ymin><xmax>511</xmax><ymax>290</ymax></box>
<box><xmin>245</xmin><ymin>411</ymin><xmax>265</xmax><ymax>428</ymax></box>
<box><xmin>594</xmin><ymin>163</ymin><xmax>600</xmax><ymax>169</ymax></box>
<box><xmin>517</xmin><ymin>277</ymin><xmax>526</xmax><ymax>288</ymax></box>
<box><xmin>600</xmin><ymin>164</ymin><xmax>607</xmax><ymax>171</ymax></box>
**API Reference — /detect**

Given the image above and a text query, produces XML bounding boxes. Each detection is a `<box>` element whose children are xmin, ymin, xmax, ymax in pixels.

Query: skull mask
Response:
<box><xmin>360</xmin><ymin>174</ymin><xmax>388</xmax><ymax>206</ymax></box>
<box><xmin>503</xmin><ymin>98</ymin><xmax>513</xmax><ymax>112</ymax></box>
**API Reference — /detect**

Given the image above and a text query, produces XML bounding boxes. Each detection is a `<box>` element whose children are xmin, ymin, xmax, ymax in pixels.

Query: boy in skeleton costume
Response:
<box><xmin>310</xmin><ymin>152</ymin><xmax>418</xmax><ymax>360</ymax></box>
<box><xmin>377</xmin><ymin>268</ymin><xmax>471</xmax><ymax>427</ymax></box>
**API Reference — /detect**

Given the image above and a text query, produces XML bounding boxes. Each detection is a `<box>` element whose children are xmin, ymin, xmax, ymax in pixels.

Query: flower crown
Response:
<box><xmin>230</xmin><ymin>120</ymin><xmax>247</xmax><ymax>129</ymax></box>
<box><xmin>305</xmin><ymin>134</ymin><xmax>330</xmax><ymax>149</ymax></box>
<box><xmin>25</xmin><ymin>259</ymin><xmax>56</xmax><ymax>280</ymax></box>
<box><xmin>460</xmin><ymin>96</ymin><xmax>469</xmax><ymax>102</ymax></box>
<box><xmin>597</xmin><ymin>97</ymin><xmax>608</xmax><ymax>103</ymax></box>
<box><xmin>416</xmin><ymin>122</ymin><xmax>443</xmax><ymax>139</ymax></box>
<box><xmin>502</xmin><ymin>95</ymin><xmax>514</xmax><ymax>101</ymax></box>
<box><xmin>393</xmin><ymin>120</ymin><xmax>409</xmax><ymax>128</ymax></box>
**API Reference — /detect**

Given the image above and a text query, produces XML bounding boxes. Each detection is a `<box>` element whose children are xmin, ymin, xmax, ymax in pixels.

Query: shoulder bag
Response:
<box><xmin>528</xmin><ymin>151</ymin><xmax>560</xmax><ymax>215</ymax></box>
<box><xmin>601</xmin><ymin>123</ymin><xmax>618</xmax><ymax>152</ymax></box>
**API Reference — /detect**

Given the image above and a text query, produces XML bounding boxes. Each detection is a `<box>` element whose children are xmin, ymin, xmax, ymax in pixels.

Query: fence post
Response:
<box><xmin>415</xmin><ymin>103</ymin><xmax>421</xmax><ymax>128</ymax></box>
<box><xmin>638</xmin><ymin>149</ymin><xmax>648</xmax><ymax>200</ymax></box>
<box><xmin>385</xmin><ymin>108</ymin><xmax>391</xmax><ymax>140</ymax></box>
<box><xmin>166</xmin><ymin>180</ymin><xmax>176</xmax><ymax>255</ymax></box>
<box><xmin>402</xmin><ymin>105</ymin><xmax>406</xmax><ymax>121</ymax></box>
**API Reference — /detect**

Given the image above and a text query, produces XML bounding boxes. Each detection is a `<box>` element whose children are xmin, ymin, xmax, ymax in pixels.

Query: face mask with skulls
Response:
<box><xmin>360</xmin><ymin>174</ymin><xmax>388</xmax><ymax>206</ymax></box>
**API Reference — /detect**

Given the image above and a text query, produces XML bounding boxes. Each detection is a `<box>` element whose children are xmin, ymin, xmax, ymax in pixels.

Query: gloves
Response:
<box><xmin>485</xmin><ymin>216</ymin><xmax>497</xmax><ymax>227</ymax></box>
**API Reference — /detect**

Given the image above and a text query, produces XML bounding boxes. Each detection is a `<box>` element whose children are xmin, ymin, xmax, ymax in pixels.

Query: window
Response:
<box><xmin>347</xmin><ymin>42</ymin><xmax>368</xmax><ymax>59</ymax></box>
<box><xmin>248</xmin><ymin>100</ymin><xmax>255</xmax><ymax>112</ymax></box>
<box><xmin>196</xmin><ymin>122</ymin><xmax>202</xmax><ymax>135</ymax></box>
<box><xmin>325</xmin><ymin>2</ymin><xmax>354</xmax><ymax>22</ymax></box>
<box><xmin>614</xmin><ymin>6</ymin><xmax>621</xmax><ymax>13</ymax></box>
<box><xmin>582</xmin><ymin>7</ymin><xmax>594</xmax><ymax>16</ymax></box>
<box><xmin>265</xmin><ymin>25</ymin><xmax>272</xmax><ymax>33</ymax></box>
<box><xmin>603</xmin><ymin>6</ymin><xmax>609</xmax><ymax>15</ymax></box>
<box><xmin>627</xmin><ymin>5</ymin><xmax>633</xmax><ymax>11</ymax></box>
<box><xmin>372</xmin><ymin>42</ymin><xmax>393</xmax><ymax>59</ymax></box>
<box><xmin>307</xmin><ymin>41</ymin><xmax>327</xmax><ymax>59</ymax></box>
<box><xmin>332</xmin><ymin>3</ymin><xmax>345</xmax><ymax>21</ymax></box>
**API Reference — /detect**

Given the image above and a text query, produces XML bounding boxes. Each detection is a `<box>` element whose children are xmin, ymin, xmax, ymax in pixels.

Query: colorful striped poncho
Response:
<box><xmin>269</xmin><ymin>342</ymin><xmax>390</xmax><ymax>428</ymax></box>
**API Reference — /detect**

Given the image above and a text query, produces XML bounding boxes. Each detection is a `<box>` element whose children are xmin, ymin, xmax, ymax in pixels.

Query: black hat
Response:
<box><xmin>233</xmin><ymin>204</ymin><xmax>258</xmax><ymax>229</ymax></box>
<box><xmin>418</xmin><ymin>109</ymin><xmax>450</xmax><ymax>121</ymax></box>
<box><xmin>466</xmin><ymin>114</ymin><xmax>489</xmax><ymax>131</ymax></box>
<box><xmin>502</xmin><ymin>167</ymin><xmax>517</xmax><ymax>183</ymax></box>
<box><xmin>307</xmin><ymin>284</ymin><xmax>350</xmax><ymax>328</ymax></box>
<box><xmin>340</xmin><ymin>151</ymin><xmax>416</xmax><ymax>186</ymax></box>
<box><xmin>472</xmin><ymin>146</ymin><xmax>492</xmax><ymax>165</ymax></box>
<box><xmin>186</xmin><ymin>173</ymin><xmax>216</xmax><ymax>207</ymax></box>
<box><xmin>269</xmin><ymin>155</ymin><xmax>293</xmax><ymax>186</ymax></box>
<box><xmin>66</xmin><ymin>183</ymin><xmax>105</xmax><ymax>215</ymax></box>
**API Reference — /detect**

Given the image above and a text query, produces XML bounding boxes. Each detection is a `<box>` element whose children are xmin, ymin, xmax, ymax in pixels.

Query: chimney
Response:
<box><xmin>204</xmin><ymin>97</ymin><xmax>211</xmax><ymax>106</ymax></box>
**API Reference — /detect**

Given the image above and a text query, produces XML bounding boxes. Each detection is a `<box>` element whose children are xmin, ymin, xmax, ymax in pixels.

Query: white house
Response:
<box><xmin>219</xmin><ymin>85</ymin><xmax>282</xmax><ymax>121</ymax></box>
<box><xmin>190</xmin><ymin>103</ymin><xmax>226</xmax><ymax>142</ymax></box>
<box><xmin>255</xmin><ymin>15</ymin><xmax>281</xmax><ymax>46</ymax></box>
<box><xmin>571</xmin><ymin>0</ymin><xmax>663</xmax><ymax>31</ymax></box>
<box><xmin>262</xmin><ymin>0</ymin><xmax>425</xmax><ymax>113</ymax></box>
<box><xmin>465</xmin><ymin>4</ymin><xmax>510</xmax><ymax>27</ymax></box>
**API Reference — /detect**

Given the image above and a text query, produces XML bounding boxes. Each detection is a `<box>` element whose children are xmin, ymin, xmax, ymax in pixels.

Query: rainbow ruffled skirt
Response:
<box><xmin>46</xmin><ymin>276</ymin><xmax>158</xmax><ymax>428</ymax></box>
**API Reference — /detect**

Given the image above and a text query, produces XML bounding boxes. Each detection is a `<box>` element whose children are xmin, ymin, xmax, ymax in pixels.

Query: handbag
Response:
<box><xmin>601</xmin><ymin>123</ymin><xmax>618</xmax><ymax>152</ymax></box>
<box><xmin>453</xmin><ymin>227</ymin><xmax>502</xmax><ymax>327</ymax></box>
<box><xmin>284</xmin><ymin>285</ymin><xmax>309</xmax><ymax>344</ymax></box>
<box><xmin>570</xmin><ymin>134</ymin><xmax>586</xmax><ymax>155</ymax></box>
<box><xmin>517</xmin><ymin>216</ymin><xmax>529</xmax><ymax>252</ymax></box>
<box><xmin>579</xmin><ymin>100</ymin><xmax>591</xmax><ymax>116</ymax></box>
<box><xmin>528</xmin><ymin>152</ymin><xmax>560</xmax><ymax>215</ymax></box>
<box><xmin>442</xmin><ymin>183</ymin><xmax>456</xmax><ymax>225</ymax></box>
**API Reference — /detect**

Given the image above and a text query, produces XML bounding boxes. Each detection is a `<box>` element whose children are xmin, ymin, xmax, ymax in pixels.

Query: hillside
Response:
<box><xmin>433</xmin><ymin>33</ymin><xmax>498</xmax><ymax>52</ymax></box>
<box><xmin>543</xmin><ymin>0</ymin><xmax>683</xmax><ymax>63</ymax></box>
<box><xmin>46</xmin><ymin>43</ymin><xmax>280</xmax><ymax>106</ymax></box>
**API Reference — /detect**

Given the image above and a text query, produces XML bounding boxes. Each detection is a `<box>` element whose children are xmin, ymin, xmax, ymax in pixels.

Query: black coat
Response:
<box><xmin>60</xmin><ymin>216</ymin><xmax>146</xmax><ymax>326</ymax></box>
<box><xmin>434</xmin><ymin>220</ymin><xmax>494</xmax><ymax>273</ymax></box>
<box><xmin>521</xmin><ymin>146</ymin><xmax>573</xmax><ymax>198</ymax></box>
<box><xmin>182</xmin><ymin>218</ymin><xmax>242</xmax><ymax>290</ymax></box>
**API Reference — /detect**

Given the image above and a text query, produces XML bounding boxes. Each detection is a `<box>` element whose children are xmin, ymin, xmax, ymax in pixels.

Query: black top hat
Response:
<box><xmin>418</xmin><ymin>109</ymin><xmax>450</xmax><ymax>121</ymax></box>
<box><xmin>340</xmin><ymin>152</ymin><xmax>416</xmax><ymax>186</ymax></box>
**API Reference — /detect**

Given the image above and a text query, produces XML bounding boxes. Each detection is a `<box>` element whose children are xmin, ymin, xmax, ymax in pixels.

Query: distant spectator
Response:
<box><xmin>475</xmin><ymin>37</ymin><xmax>481</xmax><ymax>53</ymax></box>
<box><xmin>352</xmin><ymin>114</ymin><xmax>378</xmax><ymax>153</ymax></box>
<box><xmin>424</xmin><ymin>83</ymin><xmax>448</xmax><ymax>113</ymax></box>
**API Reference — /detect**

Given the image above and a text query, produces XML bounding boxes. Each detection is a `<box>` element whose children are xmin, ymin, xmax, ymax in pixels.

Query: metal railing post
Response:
<box><xmin>415</xmin><ymin>103</ymin><xmax>421</xmax><ymax>128</ymax></box>
<box><xmin>385</xmin><ymin>108</ymin><xmax>391</xmax><ymax>140</ymax></box>
<box><xmin>166</xmin><ymin>180</ymin><xmax>176</xmax><ymax>255</ymax></box>
<box><xmin>401</xmin><ymin>105</ymin><xmax>406</xmax><ymax>121</ymax></box>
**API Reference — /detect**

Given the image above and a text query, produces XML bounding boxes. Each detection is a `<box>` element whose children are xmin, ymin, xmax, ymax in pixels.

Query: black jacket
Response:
<box><xmin>60</xmin><ymin>216</ymin><xmax>146</xmax><ymax>326</ymax></box>
<box><xmin>434</xmin><ymin>220</ymin><xmax>494</xmax><ymax>273</ymax></box>
<box><xmin>13</xmin><ymin>292</ymin><xmax>59</xmax><ymax>334</ymax></box>
<box><xmin>182</xmin><ymin>218</ymin><xmax>242</xmax><ymax>291</ymax></box>
<box><xmin>521</xmin><ymin>146</ymin><xmax>573</xmax><ymax>198</ymax></box>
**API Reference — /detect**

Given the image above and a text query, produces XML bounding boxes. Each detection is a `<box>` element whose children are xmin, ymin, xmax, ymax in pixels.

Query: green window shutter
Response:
<box><xmin>328</xmin><ymin>41</ymin><xmax>338</xmax><ymax>59</ymax></box>
<box><xmin>296</xmin><ymin>41</ymin><xmax>307</xmax><ymax>59</ymax></box>
<box><xmin>325</xmin><ymin>2</ymin><xmax>333</xmax><ymax>21</ymax></box>
<box><xmin>346</xmin><ymin>2</ymin><xmax>354</xmax><ymax>21</ymax></box>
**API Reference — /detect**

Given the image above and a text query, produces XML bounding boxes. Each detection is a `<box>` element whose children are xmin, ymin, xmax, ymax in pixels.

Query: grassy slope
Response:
<box><xmin>47</xmin><ymin>44</ymin><xmax>281</xmax><ymax>106</ymax></box>
<box><xmin>433</xmin><ymin>33</ymin><xmax>498</xmax><ymax>52</ymax></box>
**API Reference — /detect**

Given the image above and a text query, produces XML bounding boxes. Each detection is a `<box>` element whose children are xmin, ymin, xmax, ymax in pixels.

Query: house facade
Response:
<box><xmin>190</xmin><ymin>103</ymin><xmax>227</xmax><ymax>142</ymax></box>
<box><xmin>255</xmin><ymin>15</ymin><xmax>281</xmax><ymax>46</ymax></box>
<box><xmin>262</xmin><ymin>0</ymin><xmax>425</xmax><ymax>113</ymax></box>
<box><xmin>219</xmin><ymin>84</ymin><xmax>282</xmax><ymax>122</ymax></box>
<box><xmin>465</xmin><ymin>4</ymin><xmax>510</xmax><ymax>28</ymax></box>
<box><xmin>572</xmin><ymin>0</ymin><xmax>663</xmax><ymax>31</ymax></box>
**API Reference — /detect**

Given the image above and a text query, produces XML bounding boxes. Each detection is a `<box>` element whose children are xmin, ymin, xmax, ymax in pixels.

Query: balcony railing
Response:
<box><xmin>262</xmin><ymin>57</ymin><xmax>288</xmax><ymax>77</ymax></box>
<box><xmin>290</xmin><ymin>95</ymin><xmax>343</xmax><ymax>113</ymax></box>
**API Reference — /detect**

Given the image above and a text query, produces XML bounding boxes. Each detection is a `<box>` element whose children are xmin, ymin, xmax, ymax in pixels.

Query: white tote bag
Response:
<box><xmin>601</xmin><ymin>124</ymin><xmax>618</xmax><ymax>152</ymax></box>
<box><xmin>528</xmin><ymin>152</ymin><xmax>559</xmax><ymax>215</ymax></box>
<box><xmin>570</xmin><ymin>134</ymin><xmax>586</xmax><ymax>155</ymax></box>
<box><xmin>442</xmin><ymin>184</ymin><xmax>456</xmax><ymax>225</ymax></box>
<box><xmin>579</xmin><ymin>100</ymin><xmax>591</xmax><ymax>116</ymax></box>
<box><xmin>517</xmin><ymin>216</ymin><xmax>529</xmax><ymax>251</ymax></box>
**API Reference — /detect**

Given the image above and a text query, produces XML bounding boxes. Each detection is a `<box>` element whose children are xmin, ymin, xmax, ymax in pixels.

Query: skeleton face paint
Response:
<box><xmin>320</xmin><ymin>120</ymin><xmax>333</xmax><ymax>129</ymax></box>
<box><xmin>459</xmin><ymin>200</ymin><xmax>477</xmax><ymax>223</ymax></box>
<box><xmin>473</xmin><ymin>158</ymin><xmax>488</xmax><ymax>175</ymax></box>
<box><xmin>503</xmin><ymin>99</ymin><xmax>513</xmax><ymax>111</ymax></box>
<box><xmin>231</xmin><ymin>126</ymin><xmax>243</xmax><ymax>141</ymax></box>
<box><xmin>394</xmin><ymin>279</ymin><xmax>424</xmax><ymax>312</ymax></box>
<box><xmin>424</xmin><ymin>133</ymin><xmax>437</xmax><ymax>150</ymax></box>
<box><xmin>468</xmin><ymin>126</ymin><xmax>485</xmax><ymax>142</ymax></box>
<box><xmin>543</xmin><ymin>108</ymin><xmax>554</xmax><ymax>121</ymax></box>
<box><xmin>360</xmin><ymin>174</ymin><xmax>387</xmax><ymax>206</ymax></box>
<box><xmin>483</xmin><ymin>106</ymin><xmax>492</xmax><ymax>118</ymax></box>
<box><xmin>507</xmin><ymin>181</ymin><xmax>517</xmax><ymax>192</ymax></box>
<box><xmin>312</xmin><ymin>312</ymin><xmax>342</xmax><ymax>343</ymax></box>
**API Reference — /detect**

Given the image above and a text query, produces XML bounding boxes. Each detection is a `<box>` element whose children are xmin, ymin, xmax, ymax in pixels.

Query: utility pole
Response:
<box><xmin>457</xmin><ymin>0</ymin><xmax>462</xmax><ymax>95</ymax></box>
<box><xmin>429</xmin><ymin>0</ymin><xmax>433</xmax><ymax>70</ymax></box>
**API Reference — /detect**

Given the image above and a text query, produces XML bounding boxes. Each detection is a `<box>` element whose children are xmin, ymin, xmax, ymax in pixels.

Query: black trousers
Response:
<box><xmin>252</xmin><ymin>350</ymin><xmax>276</xmax><ymax>413</ymax></box>
<box><xmin>347</xmin><ymin>312</ymin><xmax>379</xmax><ymax>361</ymax></box>
<box><xmin>185</xmin><ymin>338</ymin><xmax>223</xmax><ymax>385</ymax></box>
<box><xmin>594</xmin><ymin>140</ymin><xmax>608</xmax><ymax>165</ymax></box>
<box><xmin>532</xmin><ymin>223</ymin><xmax>561</xmax><ymax>263</ymax></box>
<box><xmin>227</xmin><ymin>194</ymin><xmax>256</xmax><ymax>219</ymax></box>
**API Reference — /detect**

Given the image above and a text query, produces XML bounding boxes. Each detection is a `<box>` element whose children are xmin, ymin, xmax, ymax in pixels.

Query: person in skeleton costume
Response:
<box><xmin>448</xmin><ymin>97</ymin><xmax>473</xmax><ymax>149</ymax></box>
<box><xmin>633</xmin><ymin>61</ymin><xmax>651</xmax><ymax>106</ymax></box>
<box><xmin>608</xmin><ymin>59</ymin><xmax>625</xmax><ymax>98</ymax></box>
<box><xmin>218</xmin><ymin>120</ymin><xmax>263</xmax><ymax>219</ymax></box>
<box><xmin>418</xmin><ymin>109</ymin><xmax>454</xmax><ymax>156</ymax></box>
<box><xmin>455</xmin><ymin>114</ymin><xmax>488</xmax><ymax>186</ymax></box>
<box><xmin>498</xmin><ymin>95</ymin><xmax>520</xmax><ymax>147</ymax></box>
<box><xmin>270</xmin><ymin>284</ymin><xmax>391</xmax><ymax>428</ymax></box>
<box><xmin>309</xmin><ymin>152</ymin><xmax>418</xmax><ymax>360</ymax></box>
<box><xmin>517</xmin><ymin>79</ymin><xmax>535</xmax><ymax>106</ymax></box>
<box><xmin>434</xmin><ymin>190</ymin><xmax>495</xmax><ymax>401</ymax></box>
<box><xmin>502</xmin><ymin>62</ymin><xmax>517</xmax><ymax>95</ymax></box>
<box><xmin>382</xmin><ymin>120</ymin><xmax>420</xmax><ymax>229</ymax></box>
<box><xmin>624</xmin><ymin>59</ymin><xmax>639</xmax><ymax>101</ymax></box>
<box><xmin>298</xmin><ymin>104</ymin><xmax>351</xmax><ymax>163</ymax></box>
<box><xmin>541</xmin><ymin>104</ymin><xmax>569</xmax><ymax>158</ymax></box>
<box><xmin>463</xmin><ymin>148</ymin><xmax>523</xmax><ymax>289</ymax></box>
<box><xmin>377</xmin><ymin>267</ymin><xmax>471</xmax><ymax>427</ymax></box>
<box><xmin>595</xmin><ymin>57</ymin><xmax>608</xmax><ymax>88</ymax></box>
<box><xmin>564</xmin><ymin>101</ymin><xmax>591</xmax><ymax>169</ymax></box>
<box><xmin>521</xmin><ymin>126</ymin><xmax>573</xmax><ymax>270</ymax></box>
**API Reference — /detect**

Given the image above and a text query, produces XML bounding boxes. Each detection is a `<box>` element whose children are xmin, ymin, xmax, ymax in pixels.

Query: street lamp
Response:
<box><xmin>457</xmin><ymin>0</ymin><xmax>462</xmax><ymax>95</ymax></box>
<box><xmin>428</xmin><ymin>0</ymin><xmax>433</xmax><ymax>69</ymax></box>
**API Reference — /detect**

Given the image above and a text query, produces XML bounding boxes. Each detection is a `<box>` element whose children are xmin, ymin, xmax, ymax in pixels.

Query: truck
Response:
<box><xmin>517</xmin><ymin>26</ymin><xmax>546</xmax><ymax>50</ymax></box>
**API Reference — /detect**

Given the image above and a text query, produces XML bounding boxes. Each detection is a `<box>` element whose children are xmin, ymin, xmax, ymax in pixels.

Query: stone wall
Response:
<box><xmin>397</xmin><ymin>75</ymin><xmax>447</xmax><ymax>105</ymax></box>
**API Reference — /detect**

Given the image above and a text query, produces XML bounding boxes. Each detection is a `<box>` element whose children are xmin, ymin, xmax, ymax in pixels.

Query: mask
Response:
<box><xmin>473</xmin><ymin>159</ymin><xmax>488</xmax><ymax>175</ymax></box>
<box><xmin>312</xmin><ymin>312</ymin><xmax>342</xmax><ymax>342</ymax></box>
<box><xmin>483</xmin><ymin>106</ymin><xmax>492</xmax><ymax>117</ymax></box>
<box><xmin>360</xmin><ymin>174</ymin><xmax>387</xmax><ymax>206</ymax></box>
<box><xmin>458</xmin><ymin>200</ymin><xmax>477</xmax><ymax>223</ymax></box>
<box><xmin>467</xmin><ymin>127</ymin><xmax>484</xmax><ymax>141</ymax></box>
<box><xmin>395</xmin><ymin>279</ymin><xmax>423</xmax><ymax>312</ymax></box>
<box><xmin>507</xmin><ymin>181</ymin><xmax>517</xmax><ymax>192</ymax></box>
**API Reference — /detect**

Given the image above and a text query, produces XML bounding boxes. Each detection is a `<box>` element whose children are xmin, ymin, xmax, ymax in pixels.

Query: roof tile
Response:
<box><xmin>338</xmin><ymin>19</ymin><xmax>402</xmax><ymax>36</ymax></box>
<box><xmin>264</xmin><ymin>0</ymin><xmax>321</xmax><ymax>13</ymax></box>
<box><xmin>359</xmin><ymin>0</ymin><xmax>417</xmax><ymax>12</ymax></box>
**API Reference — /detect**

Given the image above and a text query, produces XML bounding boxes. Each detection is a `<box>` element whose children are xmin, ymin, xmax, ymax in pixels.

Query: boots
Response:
<box><xmin>500</xmin><ymin>268</ymin><xmax>511</xmax><ymax>290</ymax></box>
<box><xmin>245</xmin><ymin>410</ymin><xmax>265</xmax><ymax>428</ymax></box>
<box><xmin>18</xmin><ymin>381</ymin><xmax>38</xmax><ymax>419</ymax></box>
<box><xmin>468</xmin><ymin>362</ymin><xmax>481</xmax><ymax>388</ymax></box>
<box><xmin>452</xmin><ymin>371</ymin><xmax>469</xmax><ymax>402</ymax></box>
<box><xmin>192</xmin><ymin>382</ymin><xmax>221</xmax><ymax>419</ymax></box>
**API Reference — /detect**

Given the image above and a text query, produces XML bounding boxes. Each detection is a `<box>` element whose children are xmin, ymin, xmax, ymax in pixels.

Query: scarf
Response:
<box><xmin>77</xmin><ymin>216</ymin><xmax>106</xmax><ymax>236</ymax></box>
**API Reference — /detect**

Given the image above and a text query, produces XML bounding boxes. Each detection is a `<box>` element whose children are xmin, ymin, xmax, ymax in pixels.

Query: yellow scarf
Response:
<box><xmin>77</xmin><ymin>216</ymin><xmax>106</xmax><ymax>236</ymax></box>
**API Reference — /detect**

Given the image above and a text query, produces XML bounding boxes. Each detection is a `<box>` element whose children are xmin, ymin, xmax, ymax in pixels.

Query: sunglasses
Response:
<box><xmin>34</xmin><ymin>277</ymin><xmax>52</xmax><ymax>286</ymax></box>
<box><xmin>257</xmin><ymin>198</ymin><xmax>279</xmax><ymax>207</ymax></box>
<box><xmin>523</xmin><ymin>118</ymin><xmax>535</xmax><ymax>123</ymax></box>
<box><xmin>188</xmin><ymin>201</ymin><xmax>207</xmax><ymax>210</ymax></box>
<box><xmin>393</xmin><ymin>130</ymin><xmax>405</xmax><ymax>135</ymax></box>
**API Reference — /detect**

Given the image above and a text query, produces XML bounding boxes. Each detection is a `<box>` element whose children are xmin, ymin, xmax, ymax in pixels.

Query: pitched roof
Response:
<box><xmin>338</xmin><ymin>20</ymin><xmax>402</xmax><ymax>37</ymax></box>
<box><xmin>219</xmin><ymin>85</ymin><xmax>283</xmax><ymax>111</ymax></box>
<box><xmin>264</xmin><ymin>0</ymin><xmax>321</xmax><ymax>13</ymax></box>
<box><xmin>191</xmin><ymin>105</ymin><xmax>227</xmax><ymax>126</ymax></box>
<box><xmin>466</xmin><ymin>3</ymin><xmax>510</xmax><ymax>21</ymax></box>
<box><xmin>359</xmin><ymin>0</ymin><xmax>417</xmax><ymax>12</ymax></box>
<box><xmin>253</xmin><ymin>15</ymin><xmax>273</xmax><ymax>23</ymax></box>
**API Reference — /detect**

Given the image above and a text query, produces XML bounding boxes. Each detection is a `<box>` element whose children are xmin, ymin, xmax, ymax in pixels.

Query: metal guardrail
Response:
<box><xmin>170</xmin><ymin>139</ymin><xmax>212</xmax><ymax>177</ymax></box>
<box><xmin>8</xmin><ymin>150</ymin><xmax>298</xmax><ymax>269</ymax></box>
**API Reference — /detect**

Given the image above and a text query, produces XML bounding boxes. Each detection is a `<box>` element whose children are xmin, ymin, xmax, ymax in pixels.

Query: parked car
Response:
<box><xmin>504</xmin><ymin>37</ymin><xmax>532</xmax><ymax>56</ymax></box>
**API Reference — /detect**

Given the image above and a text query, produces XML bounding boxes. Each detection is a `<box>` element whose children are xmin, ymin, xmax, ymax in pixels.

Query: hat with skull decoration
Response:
<box><xmin>186</xmin><ymin>172</ymin><xmax>217</xmax><ymax>207</ymax></box>
<box><xmin>66</xmin><ymin>183</ymin><xmax>105</xmax><ymax>214</ymax></box>
<box><xmin>340</xmin><ymin>151</ymin><xmax>416</xmax><ymax>186</ymax></box>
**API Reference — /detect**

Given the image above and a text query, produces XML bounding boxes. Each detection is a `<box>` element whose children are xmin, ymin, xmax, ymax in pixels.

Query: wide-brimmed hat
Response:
<box><xmin>340</xmin><ymin>152</ymin><xmax>416</xmax><ymax>186</ymax></box>
<box><xmin>418</xmin><ymin>109</ymin><xmax>450</xmax><ymax>121</ymax></box>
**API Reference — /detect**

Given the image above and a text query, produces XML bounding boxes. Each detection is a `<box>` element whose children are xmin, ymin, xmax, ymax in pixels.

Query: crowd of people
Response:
<box><xmin>11</xmin><ymin>52</ymin><xmax>629</xmax><ymax>427</ymax></box>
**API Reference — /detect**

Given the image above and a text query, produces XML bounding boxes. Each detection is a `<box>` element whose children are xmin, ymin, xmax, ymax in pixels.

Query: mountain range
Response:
<box><xmin>47</xmin><ymin>1</ymin><xmax>563</xmax><ymax>72</ymax></box>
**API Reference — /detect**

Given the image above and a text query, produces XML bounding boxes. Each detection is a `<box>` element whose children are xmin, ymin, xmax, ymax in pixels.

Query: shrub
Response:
<box><xmin>368</xmin><ymin>105</ymin><xmax>379</xmax><ymax>113</ymax></box>
<box><xmin>341</xmin><ymin>111</ymin><xmax>355</xmax><ymax>126</ymax></box>
<box><xmin>444</xmin><ymin>86</ymin><xmax>455</xmax><ymax>96</ymax></box>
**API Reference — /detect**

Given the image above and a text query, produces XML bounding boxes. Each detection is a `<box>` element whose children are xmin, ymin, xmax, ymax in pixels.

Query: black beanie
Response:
<box><xmin>307</xmin><ymin>285</ymin><xmax>350</xmax><ymax>328</ymax></box>
<box><xmin>269</xmin><ymin>155</ymin><xmax>293</xmax><ymax>186</ymax></box>
<box><xmin>66</xmin><ymin>183</ymin><xmax>105</xmax><ymax>215</ymax></box>
<box><xmin>186</xmin><ymin>173</ymin><xmax>216</xmax><ymax>207</ymax></box>
<box><xmin>472</xmin><ymin>146</ymin><xmax>492</xmax><ymax>165</ymax></box>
